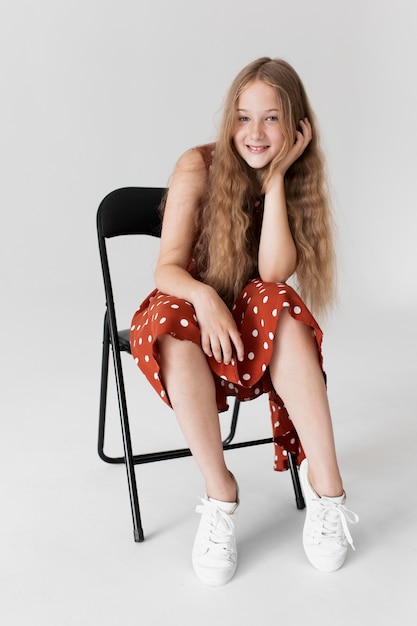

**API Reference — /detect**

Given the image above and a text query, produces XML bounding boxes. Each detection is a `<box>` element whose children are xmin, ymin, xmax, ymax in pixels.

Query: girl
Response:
<box><xmin>130</xmin><ymin>57</ymin><xmax>359</xmax><ymax>586</ymax></box>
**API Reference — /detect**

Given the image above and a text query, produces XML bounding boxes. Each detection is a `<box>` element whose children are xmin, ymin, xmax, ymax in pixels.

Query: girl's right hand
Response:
<box><xmin>192</xmin><ymin>285</ymin><xmax>244</xmax><ymax>365</ymax></box>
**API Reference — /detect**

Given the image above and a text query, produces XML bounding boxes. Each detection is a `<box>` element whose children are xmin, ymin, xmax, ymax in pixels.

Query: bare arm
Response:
<box><xmin>258</xmin><ymin>118</ymin><xmax>312</xmax><ymax>282</ymax></box>
<box><xmin>154</xmin><ymin>148</ymin><xmax>207</xmax><ymax>299</ymax></box>
<box><xmin>154</xmin><ymin>148</ymin><xmax>244</xmax><ymax>364</ymax></box>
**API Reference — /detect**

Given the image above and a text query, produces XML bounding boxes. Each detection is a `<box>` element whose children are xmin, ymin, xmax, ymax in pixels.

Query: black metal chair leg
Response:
<box><xmin>111</xmin><ymin>343</ymin><xmax>144</xmax><ymax>542</ymax></box>
<box><xmin>98</xmin><ymin>316</ymin><xmax>127</xmax><ymax>464</ymax></box>
<box><xmin>222</xmin><ymin>398</ymin><xmax>241</xmax><ymax>445</ymax></box>
<box><xmin>100</xmin><ymin>310</ymin><xmax>144</xmax><ymax>542</ymax></box>
<box><xmin>98</xmin><ymin>315</ymin><xmax>111</xmax><ymax>462</ymax></box>
<box><xmin>288</xmin><ymin>453</ymin><xmax>305</xmax><ymax>509</ymax></box>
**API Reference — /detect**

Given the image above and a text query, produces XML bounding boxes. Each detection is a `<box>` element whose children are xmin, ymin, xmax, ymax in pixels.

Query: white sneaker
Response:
<box><xmin>192</xmin><ymin>497</ymin><xmax>238</xmax><ymax>586</ymax></box>
<box><xmin>300</xmin><ymin>459</ymin><xmax>359</xmax><ymax>572</ymax></box>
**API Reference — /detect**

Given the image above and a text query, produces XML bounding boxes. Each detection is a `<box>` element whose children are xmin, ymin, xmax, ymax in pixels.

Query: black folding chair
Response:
<box><xmin>97</xmin><ymin>186</ymin><xmax>305</xmax><ymax>543</ymax></box>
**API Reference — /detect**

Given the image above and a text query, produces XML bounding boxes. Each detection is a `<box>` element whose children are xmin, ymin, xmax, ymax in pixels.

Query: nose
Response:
<box><xmin>249</xmin><ymin>119</ymin><xmax>264</xmax><ymax>140</ymax></box>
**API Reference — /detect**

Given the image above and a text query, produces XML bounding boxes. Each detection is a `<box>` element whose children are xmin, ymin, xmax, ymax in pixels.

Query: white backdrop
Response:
<box><xmin>1</xmin><ymin>2</ymin><xmax>417</xmax><ymax>623</ymax></box>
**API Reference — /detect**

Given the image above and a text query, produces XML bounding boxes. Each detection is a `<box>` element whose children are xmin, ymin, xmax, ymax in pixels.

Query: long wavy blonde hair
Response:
<box><xmin>193</xmin><ymin>57</ymin><xmax>336</xmax><ymax>316</ymax></box>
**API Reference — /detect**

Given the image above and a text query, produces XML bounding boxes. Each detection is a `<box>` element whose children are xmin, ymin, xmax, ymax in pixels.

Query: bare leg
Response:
<box><xmin>157</xmin><ymin>334</ymin><xmax>237</xmax><ymax>502</ymax></box>
<box><xmin>269</xmin><ymin>309</ymin><xmax>343</xmax><ymax>497</ymax></box>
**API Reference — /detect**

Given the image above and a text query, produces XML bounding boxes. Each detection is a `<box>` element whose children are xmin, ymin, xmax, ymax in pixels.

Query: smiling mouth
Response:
<box><xmin>247</xmin><ymin>145</ymin><xmax>269</xmax><ymax>152</ymax></box>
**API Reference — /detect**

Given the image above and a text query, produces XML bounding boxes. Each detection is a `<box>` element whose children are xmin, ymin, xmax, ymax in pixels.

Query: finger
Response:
<box><xmin>210</xmin><ymin>337</ymin><xmax>223</xmax><ymax>363</ymax></box>
<box><xmin>294</xmin><ymin>129</ymin><xmax>304</xmax><ymax>146</ymax></box>
<box><xmin>219</xmin><ymin>333</ymin><xmax>234</xmax><ymax>365</ymax></box>
<box><xmin>299</xmin><ymin>117</ymin><xmax>312</xmax><ymax>141</ymax></box>
<box><xmin>201</xmin><ymin>332</ymin><xmax>213</xmax><ymax>358</ymax></box>
<box><xmin>230</xmin><ymin>329</ymin><xmax>245</xmax><ymax>362</ymax></box>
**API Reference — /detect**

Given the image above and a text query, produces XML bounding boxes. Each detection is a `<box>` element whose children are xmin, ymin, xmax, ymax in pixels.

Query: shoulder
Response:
<box><xmin>175</xmin><ymin>143</ymin><xmax>216</xmax><ymax>173</ymax></box>
<box><xmin>194</xmin><ymin>143</ymin><xmax>216</xmax><ymax>171</ymax></box>
<box><xmin>175</xmin><ymin>148</ymin><xmax>206</xmax><ymax>173</ymax></box>
<box><xmin>169</xmin><ymin>144</ymin><xmax>215</xmax><ymax>201</ymax></box>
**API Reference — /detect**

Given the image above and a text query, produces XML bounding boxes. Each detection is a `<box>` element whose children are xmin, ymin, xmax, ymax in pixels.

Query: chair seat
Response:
<box><xmin>118</xmin><ymin>329</ymin><xmax>131</xmax><ymax>353</ymax></box>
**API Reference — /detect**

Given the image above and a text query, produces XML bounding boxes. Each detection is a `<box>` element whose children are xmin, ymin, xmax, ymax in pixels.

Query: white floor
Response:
<box><xmin>1</xmin><ymin>282</ymin><xmax>416</xmax><ymax>626</ymax></box>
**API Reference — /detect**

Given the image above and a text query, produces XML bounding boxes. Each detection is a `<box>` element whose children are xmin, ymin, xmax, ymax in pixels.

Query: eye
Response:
<box><xmin>266</xmin><ymin>115</ymin><xmax>279</xmax><ymax>122</ymax></box>
<box><xmin>238</xmin><ymin>115</ymin><xmax>250</xmax><ymax>122</ymax></box>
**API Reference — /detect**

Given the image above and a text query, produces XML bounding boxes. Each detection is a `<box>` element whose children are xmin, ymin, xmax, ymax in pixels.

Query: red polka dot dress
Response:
<box><xmin>130</xmin><ymin>146</ymin><xmax>324</xmax><ymax>472</ymax></box>
<box><xmin>130</xmin><ymin>280</ymin><xmax>323</xmax><ymax>471</ymax></box>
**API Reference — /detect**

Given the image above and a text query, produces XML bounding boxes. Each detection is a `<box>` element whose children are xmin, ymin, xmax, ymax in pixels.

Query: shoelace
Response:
<box><xmin>314</xmin><ymin>497</ymin><xmax>359</xmax><ymax>551</ymax></box>
<box><xmin>195</xmin><ymin>498</ymin><xmax>236</xmax><ymax>556</ymax></box>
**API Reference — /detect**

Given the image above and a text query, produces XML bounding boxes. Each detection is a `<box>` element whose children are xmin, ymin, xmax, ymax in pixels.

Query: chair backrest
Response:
<box><xmin>97</xmin><ymin>187</ymin><xmax>166</xmax><ymax>339</ymax></box>
<box><xmin>97</xmin><ymin>187</ymin><xmax>165</xmax><ymax>240</ymax></box>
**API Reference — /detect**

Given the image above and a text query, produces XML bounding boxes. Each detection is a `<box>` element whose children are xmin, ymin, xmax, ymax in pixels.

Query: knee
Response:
<box><xmin>275</xmin><ymin>308</ymin><xmax>316</xmax><ymax>349</ymax></box>
<box><xmin>277</xmin><ymin>308</ymin><xmax>298</xmax><ymax>333</ymax></box>
<box><xmin>157</xmin><ymin>334</ymin><xmax>202</xmax><ymax>366</ymax></box>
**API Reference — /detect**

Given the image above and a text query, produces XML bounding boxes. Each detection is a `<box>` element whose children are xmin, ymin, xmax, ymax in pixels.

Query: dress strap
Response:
<box><xmin>194</xmin><ymin>143</ymin><xmax>216</xmax><ymax>172</ymax></box>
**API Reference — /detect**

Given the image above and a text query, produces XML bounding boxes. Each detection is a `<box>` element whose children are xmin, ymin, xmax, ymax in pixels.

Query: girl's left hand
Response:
<box><xmin>271</xmin><ymin>117</ymin><xmax>312</xmax><ymax>179</ymax></box>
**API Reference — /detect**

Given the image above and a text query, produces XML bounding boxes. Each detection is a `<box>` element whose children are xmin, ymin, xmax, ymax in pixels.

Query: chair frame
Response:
<box><xmin>97</xmin><ymin>186</ymin><xmax>305</xmax><ymax>543</ymax></box>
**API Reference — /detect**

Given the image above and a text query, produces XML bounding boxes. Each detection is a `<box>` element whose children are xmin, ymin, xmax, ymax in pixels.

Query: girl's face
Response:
<box><xmin>232</xmin><ymin>80</ymin><xmax>286</xmax><ymax>172</ymax></box>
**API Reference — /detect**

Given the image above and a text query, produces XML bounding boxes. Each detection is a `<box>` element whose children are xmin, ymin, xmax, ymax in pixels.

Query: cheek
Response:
<box><xmin>274</xmin><ymin>130</ymin><xmax>287</xmax><ymax>150</ymax></box>
<box><xmin>232</xmin><ymin>129</ymin><xmax>245</xmax><ymax>152</ymax></box>
<box><xmin>232</xmin><ymin>127</ymin><xmax>243</xmax><ymax>142</ymax></box>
